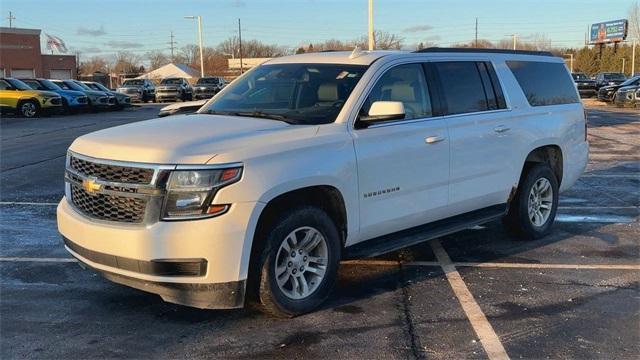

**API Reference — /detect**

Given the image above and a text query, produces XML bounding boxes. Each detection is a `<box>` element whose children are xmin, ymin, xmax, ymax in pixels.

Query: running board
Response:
<box><xmin>344</xmin><ymin>204</ymin><xmax>507</xmax><ymax>259</ymax></box>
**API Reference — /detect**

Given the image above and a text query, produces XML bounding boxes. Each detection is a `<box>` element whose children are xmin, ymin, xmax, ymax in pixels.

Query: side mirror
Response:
<box><xmin>359</xmin><ymin>101</ymin><xmax>405</xmax><ymax>124</ymax></box>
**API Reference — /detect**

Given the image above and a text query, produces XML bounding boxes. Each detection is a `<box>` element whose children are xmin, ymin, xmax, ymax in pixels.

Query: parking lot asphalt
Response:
<box><xmin>1</xmin><ymin>105</ymin><xmax>638</xmax><ymax>359</ymax></box>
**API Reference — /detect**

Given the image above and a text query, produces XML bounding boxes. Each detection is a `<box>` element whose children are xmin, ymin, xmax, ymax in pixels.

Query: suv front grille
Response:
<box><xmin>70</xmin><ymin>156</ymin><xmax>154</xmax><ymax>184</ymax></box>
<box><xmin>71</xmin><ymin>184</ymin><xmax>147</xmax><ymax>223</ymax></box>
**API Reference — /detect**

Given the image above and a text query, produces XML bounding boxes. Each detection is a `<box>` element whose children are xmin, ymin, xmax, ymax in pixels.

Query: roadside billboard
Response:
<box><xmin>590</xmin><ymin>19</ymin><xmax>628</xmax><ymax>44</ymax></box>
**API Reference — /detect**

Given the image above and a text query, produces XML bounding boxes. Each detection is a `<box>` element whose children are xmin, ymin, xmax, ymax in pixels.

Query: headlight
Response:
<box><xmin>162</xmin><ymin>167</ymin><xmax>242</xmax><ymax>220</ymax></box>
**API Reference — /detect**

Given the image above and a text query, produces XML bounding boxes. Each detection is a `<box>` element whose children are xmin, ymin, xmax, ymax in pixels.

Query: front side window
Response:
<box><xmin>0</xmin><ymin>80</ymin><xmax>12</xmax><ymax>90</ymax></box>
<box><xmin>361</xmin><ymin>63</ymin><xmax>432</xmax><ymax>121</ymax></box>
<box><xmin>6</xmin><ymin>79</ymin><xmax>33</xmax><ymax>90</ymax></box>
<box><xmin>202</xmin><ymin>63</ymin><xmax>368</xmax><ymax>125</ymax></box>
<box><xmin>507</xmin><ymin>61</ymin><xmax>579</xmax><ymax>107</ymax></box>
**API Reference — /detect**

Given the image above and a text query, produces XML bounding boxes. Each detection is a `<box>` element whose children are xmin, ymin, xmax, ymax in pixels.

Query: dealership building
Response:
<box><xmin>0</xmin><ymin>27</ymin><xmax>77</xmax><ymax>79</ymax></box>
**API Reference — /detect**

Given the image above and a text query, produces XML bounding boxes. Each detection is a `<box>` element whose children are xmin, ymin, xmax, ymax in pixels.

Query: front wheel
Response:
<box><xmin>255</xmin><ymin>207</ymin><xmax>341</xmax><ymax>317</ymax></box>
<box><xmin>503</xmin><ymin>163</ymin><xmax>559</xmax><ymax>240</ymax></box>
<box><xmin>19</xmin><ymin>100</ymin><xmax>39</xmax><ymax>118</ymax></box>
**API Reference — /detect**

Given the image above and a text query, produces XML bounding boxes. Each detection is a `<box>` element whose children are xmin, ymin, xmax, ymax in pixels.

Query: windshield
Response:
<box><xmin>197</xmin><ymin>78</ymin><xmax>220</xmax><ymax>85</ymax></box>
<box><xmin>6</xmin><ymin>78</ymin><xmax>33</xmax><ymax>90</ymax></box>
<box><xmin>58</xmin><ymin>80</ymin><xmax>85</xmax><ymax>91</ymax></box>
<box><xmin>39</xmin><ymin>79</ymin><xmax>61</xmax><ymax>90</ymax></box>
<box><xmin>91</xmin><ymin>82</ymin><xmax>111</xmax><ymax>91</ymax></box>
<box><xmin>22</xmin><ymin>79</ymin><xmax>47</xmax><ymax>90</ymax></box>
<box><xmin>620</xmin><ymin>76</ymin><xmax>640</xmax><ymax>86</ymax></box>
<box><xmin>202</xmin><ymin>63</ymin><xmax>368</xmax><ymax>125</ymax></box>
<box><xmin>604</xmin><ymin>73</ymin><xmax>625</xmax><ymax>80</ymax></box>
<box><xmin>161</xmin><ymin>78</ymin><xmax>183</xmax><ymax>85</ymax></box>
<box><xmin>123</xmin><ymin>79</ymin><xmax>144</xmax><ymax>86</ymax></box>
<box><xmin>572</xmin><ymin>73</ymin><xmax>589</xmax><ymax>81</ymax></box>
<box><xmin>73</xmin><ymin>81</ymin><xmax>92</xmax><ymax>90</ymax></box>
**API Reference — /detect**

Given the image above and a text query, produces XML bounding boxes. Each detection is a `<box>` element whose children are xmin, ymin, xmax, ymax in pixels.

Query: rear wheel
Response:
<box><xmin>255</xmin><ymin>206</ymin><xmax>341</xmax><ymax>317</ymax></box>
<box><xmin>503</xmin><ymin>163</ymin><xmax>559</xmax><ymax>240</ymax></box>
<box><xmin>19</xmin><ymin>100</ymin><xmax>39</xmax><ymax>118</ymax></box>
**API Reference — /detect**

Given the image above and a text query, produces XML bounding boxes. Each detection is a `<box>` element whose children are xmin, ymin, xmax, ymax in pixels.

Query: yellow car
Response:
<box><xmin>0</xmin><ymin>77</ymin><xmax>62</xmax><ymax>118</ymax></box>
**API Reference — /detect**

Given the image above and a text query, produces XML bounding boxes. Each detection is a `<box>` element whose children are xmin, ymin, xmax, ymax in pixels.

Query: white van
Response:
<box><xmin>58</xmin><ymin>48</ymin><xmax>588</xmax><ymax>317</ymax></box>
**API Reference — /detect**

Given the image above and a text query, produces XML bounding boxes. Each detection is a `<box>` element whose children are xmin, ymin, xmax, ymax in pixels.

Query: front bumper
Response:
<box><xmin>57</xmin><ymin>197</ymin><xmax>263</xmax><ymax>309</ymax></box>
<box><xmin>64</xmin><ymin>236</ymin><xmax>245</xmax><ymax>309</ymax></box>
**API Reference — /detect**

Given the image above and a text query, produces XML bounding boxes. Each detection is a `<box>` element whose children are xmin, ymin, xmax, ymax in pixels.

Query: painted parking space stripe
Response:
<box><xmin>430</xmin><ymin>239</ymin><xmax>510</xmax><ymax>360</ymax></box>
<box><xmin>0</xmin><ymin>257</ymin><xmax>76</xmax><ymax>262</ymax></box>
<box><xmin>342</xmin><ymin>260</ymin><xmax>640</xmax><ymax>270</ymax></box>
<box><xmin>0</xmin><ymin>201</ymin><xmax>59</xmax><ymax>206</ymax></box>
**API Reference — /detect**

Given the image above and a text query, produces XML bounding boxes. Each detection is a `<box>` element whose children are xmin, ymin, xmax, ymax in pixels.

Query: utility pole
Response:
<box><xmin>6</xmin><ymin>11</ymin><xmax>15</xmax><ymax>28</ymax></box>
<box><xmin>564</xmin><ymin>53</ymin><xmax>574</xmax><ymax>72</ymax></box>
<box><xmin>475</xmin><ymin>17</ymin><xmax>478</xmax><ymax>48</ymax></box>
<box><xmin>184</xmin><ymin>15</ymin><xmax>204</xmax><ymax>77</ymax></box>
<box><xmin>168</xmin><ymin>31</ymin><xmax>177</xmax><ymax>62</ymax></box>
<box><xmin>622</xmin><ymin>58</ymin><xmax>625</xmax><ymax>74</ymax></box>
<box><xmin>632</xmin><ymin>40</ymin><xmax>636</xmax><ymax>76</ymax></box>
<box><xmin>368</xmin><ymin>0</ymin><xmax>374</xmax><ymax>50</ymax></box>
<box><xmin>511</xmin><ymin>34</ymin><xmax>518</xmax><ymax>50</ymax></box>
<box><xmin>238</xmin><ymin>18</ymin><xmax>243</xmax><ymax>74</ymax></box>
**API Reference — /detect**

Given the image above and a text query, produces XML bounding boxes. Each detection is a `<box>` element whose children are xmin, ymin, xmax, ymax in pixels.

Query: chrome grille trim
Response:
<box><xmin>65</xmin><ymin>151</ymin><xmax>175</xmax><ymax>225</ymax></box>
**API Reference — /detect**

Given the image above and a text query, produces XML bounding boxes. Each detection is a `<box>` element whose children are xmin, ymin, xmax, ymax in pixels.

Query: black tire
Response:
<box><xmin>254</xmin><ymin>206</ymin><xmax>341</xmax><ymax>318</ymax></box>
<box><xmin>18</xmin><ymin>100</ymin><xmax>40</xmax><ymax>118</ymax></box>
<box><xmin>503</xmin><ymin>163</ymin><xmax>559</xmax><ymax>240</ymax></box>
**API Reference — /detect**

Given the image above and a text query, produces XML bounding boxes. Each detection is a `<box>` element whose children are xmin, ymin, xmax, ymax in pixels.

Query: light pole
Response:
<box><xmin>368</xmin><ymin>0</ymin><xmax>374</xmax><ymax>50</ymax></box>
<box><xmin>564</xmin><ymin>53</ymin><xmax>574</xmax><ymax>73</ymax></box>
<box><xmin>184</xmin><ymin>15</ymin><xmax>204</xmax><ymax>77</ymax></box>
<box><xmin>506</xmin><ymin>34</ymin><xmax>518</xmax><ymax>50</ymax></box>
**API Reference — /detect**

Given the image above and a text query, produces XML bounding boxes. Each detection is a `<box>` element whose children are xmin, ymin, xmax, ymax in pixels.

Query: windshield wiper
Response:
<box><xmin>206</xmin><ymin>110</ymin><xmax>294</xmax><ymax>124</ymax></box>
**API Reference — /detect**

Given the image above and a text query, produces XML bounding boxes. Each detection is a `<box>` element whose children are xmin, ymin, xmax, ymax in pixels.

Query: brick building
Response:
<box><xmin>0</xmin><ymin>27</ymin><xmax>77</xmax><ymax>79</ymax></box>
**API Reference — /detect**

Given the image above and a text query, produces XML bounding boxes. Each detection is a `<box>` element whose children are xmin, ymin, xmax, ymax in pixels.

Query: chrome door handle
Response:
<box><xmin>425</xmin><ymin>135</ymin><xmax>445</xmax><ymax>144</ymax></box>
<box><xmin>494</xmin><ymin>125</ymin><xmax>511</xmax><ymax>133</ymax></box>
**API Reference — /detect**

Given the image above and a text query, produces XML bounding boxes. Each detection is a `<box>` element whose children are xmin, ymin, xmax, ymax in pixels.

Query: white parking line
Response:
<box><xmin>430</xmin><ymin>240</ymin><xmax>510</xmax><ymax>360</ymax></box>
<box><xmin>343</xmin><ymin>260</ymin><xmax>640</xmax><ymax>270</ymax></box>
<box><xmin>0</xmin><ymin>202</ymin><xmax>58</xmax><ymax>206</ymax></box>
<box><xmin>0</xmin><ymin>257</ymin><xmax>76</xmax><ymax>262</ymax></box>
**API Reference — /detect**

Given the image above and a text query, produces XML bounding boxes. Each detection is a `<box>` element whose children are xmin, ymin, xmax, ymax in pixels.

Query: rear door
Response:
<box><xmin>352</xmin><ymin>63</ymin><xmax>450</xmax><ymax>240</ymax></box>
<box><xmin>433</xmin><ymin>61</ymin><xmax>518</xmax><ymax>215</ymax></box>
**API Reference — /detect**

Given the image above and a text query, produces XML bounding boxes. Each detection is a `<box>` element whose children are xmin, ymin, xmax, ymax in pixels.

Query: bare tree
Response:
<box><xmin>79</xmin><ymin>56</ymin><xmax>108</xmax><ymax>75</ymax></box>
<box><xmin>630</xmin><ymin>1</ymin><xmax>640</xmax><ymax>40</ymax></box>
<box><xmin>353</xmin><ymin>30</ymin><xmax>403</xmax><ymax>50</ymax></box>
<box><xmin>112</xmin><ymin>51</ymin><xmax>142</xmax><ymax>75</ymax></box>
<box><xmin>146</xmin><ymin>51</ymin><xmax>169</xmax><ymax>70</ymax></box>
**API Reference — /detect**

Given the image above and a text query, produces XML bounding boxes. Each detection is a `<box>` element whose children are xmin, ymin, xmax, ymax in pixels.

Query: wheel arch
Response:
<box><xmin>520</xmin><ymin>144</ymin><xmax>564</xmax><ymax>187</ymax></box>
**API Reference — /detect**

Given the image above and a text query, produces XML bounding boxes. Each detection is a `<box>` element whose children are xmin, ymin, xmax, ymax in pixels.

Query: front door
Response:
<box><xmin>352</xmin><ymin>63</ymin><xmax>450</xmax><ymax>241</ymax></box>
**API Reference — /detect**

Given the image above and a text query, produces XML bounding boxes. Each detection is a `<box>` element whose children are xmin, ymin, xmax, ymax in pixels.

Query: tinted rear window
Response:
<box><xmin>434</xmin><ymin>62</ymin><xmax>488</xmax><ymax>115</ymax></box>
<box><xmin>507</xmin><ymin>61</ymin><xmax>579</xmax><ymax>107</ymax></box>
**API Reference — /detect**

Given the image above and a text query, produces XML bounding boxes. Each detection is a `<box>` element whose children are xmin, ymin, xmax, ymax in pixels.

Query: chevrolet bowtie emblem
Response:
<box><xmin>82</xmin><ymin>177</ymin><xmax>102</xmax><ymax>193</ymax></box>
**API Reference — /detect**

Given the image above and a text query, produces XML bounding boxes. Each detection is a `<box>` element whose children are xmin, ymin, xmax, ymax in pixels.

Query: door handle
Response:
<box><xmin>494</xmin><ymin>125</ymin><xmax>511</xmax><ymax>133</ymax></box>
<box><xmin>425</xmin><ymin>135</ymin><xmax>445</xmax><ymax>144</ymax></box>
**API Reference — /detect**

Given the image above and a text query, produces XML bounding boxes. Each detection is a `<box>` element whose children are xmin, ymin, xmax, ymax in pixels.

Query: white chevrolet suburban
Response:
<box><xmin>58</xmin><ymin>48</ymin><xmax>589</xmax><ymax>317</ymax></box>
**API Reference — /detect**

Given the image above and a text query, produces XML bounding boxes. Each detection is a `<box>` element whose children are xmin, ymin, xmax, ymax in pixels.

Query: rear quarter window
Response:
<box><xmin>506</xmin><ymin>61</ymin><xmax>579</xmax><ymax>107</ymax></box>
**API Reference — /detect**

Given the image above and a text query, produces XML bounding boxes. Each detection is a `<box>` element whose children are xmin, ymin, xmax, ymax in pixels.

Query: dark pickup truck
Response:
<box><xmin>572</xmin><ymin>73</ymin><xmax>597</xmax><ymax>98</ymax></box>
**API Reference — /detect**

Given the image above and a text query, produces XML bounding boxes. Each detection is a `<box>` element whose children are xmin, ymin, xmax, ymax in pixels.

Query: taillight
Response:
<box><xmin>583</xmin><ymin>109</ymin><xmax>588</xmax><ymax>141</ymax></box>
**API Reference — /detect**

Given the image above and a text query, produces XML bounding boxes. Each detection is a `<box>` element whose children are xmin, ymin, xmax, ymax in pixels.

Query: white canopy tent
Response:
<box><xmin>135</xmin><ymin>63</ymin><xmax>200</xmax><ymax>81</ymax></box>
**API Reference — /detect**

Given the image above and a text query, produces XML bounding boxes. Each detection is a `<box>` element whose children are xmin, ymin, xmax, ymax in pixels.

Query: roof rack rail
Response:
<box><xmin>413</xmin><ymin>47</ymin><xmax>555</xmax><ymax>57</ymax></box>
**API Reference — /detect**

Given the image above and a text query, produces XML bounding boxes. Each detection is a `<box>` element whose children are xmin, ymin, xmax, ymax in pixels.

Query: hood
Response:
<box><xmin>194</xmin><ymin>83</ymin><xmax>218</xmax><ymax>89</ymax></box>
<box><xmin>69</xmin><ymin>114</ymin><xmax>313</xmax><ymax>164</ymax></box>
<box><xmin>56</xmin><ymin>89</ymin><xmax>86</xmax><ymax>98</ymax></box>
<box><xmin>160</xmin><ymin>100</ymin><xmax>207</xmax><ymax>112</ymax></box>
<box><xmin>617</xmin><ymin>85</ymin><xmax>640</xmax><ymax>92</ymax></box>
<box><xmin>37</xmin><ymin>90</ymin><xmax>61</xmax><ymax>97</ymax></box>
<box><xmin>118</xmin><ymin>85</ymin><xmax>143</xmax><ymax>89</ymax></box>
<box><xmin>158</xmin><ymin>84</ymin><xmax>181</xmax><ymax>89</ymax></box>
<box><xmin>600</xmin><ymin>84</ymin><xmax>622</xmax><ymax>91</ymax></box>
<box><xmin>82</xmin><ymin>90</ymin><xmax>109</xmax><ymax>97</ymax></box>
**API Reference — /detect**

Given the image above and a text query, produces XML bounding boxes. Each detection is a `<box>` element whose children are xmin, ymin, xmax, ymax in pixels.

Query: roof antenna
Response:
<box><xmin>349</xmin><ymin>46</ymin><xmax>364</xmax><ymax>59</ymax></box>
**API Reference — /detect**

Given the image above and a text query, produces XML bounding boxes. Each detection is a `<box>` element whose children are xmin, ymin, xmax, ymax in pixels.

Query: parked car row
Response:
<box><xmin>116</xmin><ymin>76</ymin><xmax>226</xmax><ymax>103</ymax></box>
<box><xmin>0</xmin><ymin>77</ymin><xmax>131</xmax><ymax>118</ymax></box>
<box><xmin>570</xmin><ymin>72</ymin><xmax>640</xmax><ymax>107</ymax></box>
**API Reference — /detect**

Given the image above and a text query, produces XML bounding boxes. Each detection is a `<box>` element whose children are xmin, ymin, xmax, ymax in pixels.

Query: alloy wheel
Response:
<box><xmin>275</xmin><ymin>226</ymin><xmax>328</xmax><ymax>300</ymax></box>
<box><xmin>528</xmin><ymin>177</ymin><xmax>553</xmax><ymax>227</ymax></box>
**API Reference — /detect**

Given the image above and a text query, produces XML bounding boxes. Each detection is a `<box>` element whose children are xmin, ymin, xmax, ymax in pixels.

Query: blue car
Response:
<box><xmin>20</xmin><ymin>78</ymin><xmax>89</xmax><ymax>113</ymax></box>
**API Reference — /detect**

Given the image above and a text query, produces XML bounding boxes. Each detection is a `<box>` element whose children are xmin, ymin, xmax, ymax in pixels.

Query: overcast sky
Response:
<box><xmin>2</xmin><ymin>0</ymin><xmax>633</xmax><ymax>57</ymax></box>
